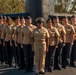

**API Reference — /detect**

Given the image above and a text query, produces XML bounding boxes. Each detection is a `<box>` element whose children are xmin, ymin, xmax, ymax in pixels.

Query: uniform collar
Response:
<box><xmin>26</xmin><ymin>24</ymin><xmax>33</xmax><ymax>28</ymax></box>
<box><xmin>47</xmin><ymin>26</ymin><xmax>53</xmax><ymax>29</ymax></box>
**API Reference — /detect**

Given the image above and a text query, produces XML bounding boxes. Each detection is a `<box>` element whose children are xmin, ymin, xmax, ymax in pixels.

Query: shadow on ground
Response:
<box><xmin>0</xmin><ymin>65</ymin><xmax>76</xmax><ymax>75</ymax></box>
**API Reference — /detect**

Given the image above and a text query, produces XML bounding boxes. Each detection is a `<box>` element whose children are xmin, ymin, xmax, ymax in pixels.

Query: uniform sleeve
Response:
<box><xmin>10</xmin><ymin>26</ymin><xmax>14</xmax><ymax>35</ymax></box>
<box><xmin>31</xmin><ymin>30</ymin><xmax>34</xmax><ymax>38</ymax></box>
<box><xmin>21</xmin><ymin>27</ymin><xmax>24</xmax><ymax>36</ymax></box>
<box><xmin>15</xmin><ymin>27</ymin><xmax>18</xmax><ymax>35</ymax></box>
<box><xmin>71</xmin><ymin>25</ymin><xmax>75</xmax><ymax>34</ymax></box>
<box><xmin>62</xmin><ymin>26</ymin><xmax>66</xmax><ymax>35</ymax></box>
<box><xmin>55</xmin><ymin>28</ymin><xmax>60</xmax><ymax>37</ymax></box>
<box><xmin>46</xmin><ymin>29</ymin><xmax>50</xmax><ymax>38</ymax></box>
<box><xmin>3</xmin><ymin>26</ymin><xmax>7</xmax><ymax>40</ymax></box>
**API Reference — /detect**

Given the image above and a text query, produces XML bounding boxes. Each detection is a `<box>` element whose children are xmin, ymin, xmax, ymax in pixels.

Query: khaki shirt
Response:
<box><xmin>47</xmin><ymin>26</ymin><xmax>60</xmax><ymax>46</ymax></box>
<box><xmin>0</xmin><ymin>24</ymin><xmax>2</xmax><ymax>39</ymax></box>
<box><xmin>10</xmin><ymin>25</ymin><xmax>18</xmax><ymax>41</ymax></box>
<box><xmin>21</xmin><ymin>24</ymin><xmax>36</xmax><ymax>44</ymax></box>
<box><xmin>31</xmin><ymin>27</ymin><xmax>49</xmax><ymax>45</ymax></box>
<box><xmin>15</xmin><ymin>25</ymin><xmax>24</xmax><ymax>43</ymax></box>
<box><xmin>64</xmin><ymin>24</ymin><xmax>75</xmax><ymax>43</ymax></box>
<box><xmin>54</xmin><ymin>24</ymin><xmax>66</xmax><ymax>43</ymax></box>
<box><xmin>4</xmin><ymin>25</ymin><xmax>13</xmax><ymax>41</ymax></box>
<box><xmin>73</xmin><ymin>24</ymin><xmax>76</xmax><ymax>40</ymax></box>
<box><xmin>1</xmin><ymin>24</ymin><xmax>7</xmax><ymax>40</ymax></box>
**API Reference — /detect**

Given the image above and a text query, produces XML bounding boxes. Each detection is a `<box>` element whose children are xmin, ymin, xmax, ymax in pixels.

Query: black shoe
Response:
<box><xmin>39</xmin><ymin>71</ymin><xmax>45</xmax><ymax>74</ymax></box>
<box><xmin>70</xmin><ymin>64</ymin><xmax>76</xmax><ymax>68</ymax></box>
<box><xmin>57</xmin><ymin>66</ymin><xmax>62</xmax><ymax>70</ymax></box>
<box><xmin>29</xmin><ymin>69</ymin><xmax>34</xmax><ymax>72</ymax></box>
<box><xmin>48</xmin><ymin>69</ymin><xmax>53</xmax><ymax>72</ymax></box>
<box><xmin>48</xmin><ymin>68</ymin><xmax>53</xmax><ymax>72</ymax></box>
<box><xmin>64</xmin><ymin>66</ymin><xmax>69</xmax><ymax>69</ymax></box>
<box><xmin>72</xmin><ymin>65</ymin><xmax>76</xmax><ymax>68</ymax></box>
<box><xmin>45</xmin><ymin>69</ymin><xmax>48</xmax><ymax>72</ymax></box>
<box><xmin>35</xmin><ymin>73</ymin><xmax>38</xmax><ymax>75</ymax></box>
<box><xmin>18</xmin><ymin>67</ymin><xmax>24</xmax><ymax>70</ymax></box>
<box><xmin>9</xmin><ymin>64</ymin><xmax>13</xmax><ymax>67</ymax></box>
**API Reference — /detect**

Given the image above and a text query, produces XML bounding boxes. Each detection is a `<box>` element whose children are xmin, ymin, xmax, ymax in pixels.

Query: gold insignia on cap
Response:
<box><xmin>35</xmin><ymin>17</ymin><xmax>45</xmax><ymax>22</ymax></box>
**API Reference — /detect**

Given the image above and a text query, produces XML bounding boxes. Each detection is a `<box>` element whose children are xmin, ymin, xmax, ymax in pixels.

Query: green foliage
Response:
<box><xmin>0</xmin><ymin>0</ymin><xmax>25</xmax><ymax>14</ymax></box>
<box><xmin>54</xmin><ymin>0</ymin><xmax>76</xmax><ymax>13</ymax></box>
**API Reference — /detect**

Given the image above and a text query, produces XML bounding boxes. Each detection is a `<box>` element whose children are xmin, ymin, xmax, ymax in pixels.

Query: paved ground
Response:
<box><xmin>0</xmin><ymin>65</ymin><xmax>76</xmax><ymax>75</ymax></box>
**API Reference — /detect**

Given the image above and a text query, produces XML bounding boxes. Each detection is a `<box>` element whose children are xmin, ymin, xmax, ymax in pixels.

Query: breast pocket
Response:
<box><xmin>34</xmin><ymin>31</ymin><xmax>39</xmax><ymax>37</ymax></box>
<box><xmin>58</xmin><ymin>28</ymin><xmax>62</xmax><ymax>34</ymax></box>
<box><xmin>67</xmin><ymin>28</ymin><xmax>71</xmax><ymax>34</ymax></box>
<box><xmin>49</xmin><ymin>31</ymin><xmax>55</xmax><ymax>37</ymax></box>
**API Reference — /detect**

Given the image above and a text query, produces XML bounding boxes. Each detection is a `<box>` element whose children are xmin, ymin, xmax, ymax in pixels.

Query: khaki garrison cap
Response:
<box><xmin>35</xmin><ymin>17</ymin><xmax>45</xmax><ymax>23</ymax></box>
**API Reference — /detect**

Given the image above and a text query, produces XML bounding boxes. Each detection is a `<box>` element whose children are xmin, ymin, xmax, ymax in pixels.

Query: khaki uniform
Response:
<box><xmin>21</xmin><ymin>24</ymin><xmax>36</xmax><ymax>71</ymax></box>
<box><xmin>46</xmin><ymin>26</ymin><xmax>60</xmax><ymax>71</ymax></box>
<box><xmin>0</xmin><ymin>24</ymin><xmax>7</xmax><ymax>63</ymax></box>
<box><xmin>54</xmin><ymin>24</ymin><xmax>66</xmax><ymax>43</ymax></box>
<box><xmin>21</xmin><ymin>24</ymin><xmax>36</xmax><ymax>44</ymax></box>
<box><xmin>10</xmin><ymin>25</ymin><xmax>17</xmax><ymax>41</ymax></box>
<box><xmin>15</xmin><ymin>25</ymin><xmax>22</xmax><ymax>44</ymax></box>
<box><xmin>1</xmin><ymin>24</ymin><xmax>7</xmax><ymax>40</ymax></box>
<box><xmin>48</xmin><ymin>26</ymin><xmax>60</xmax><ymax>46</ymax></box>
<box><xmin>15</xmin><ymin>25</ymin><xmax>26</xmax><ymax>69</ymax></box>
<box><xmin>64</xmin><ymin>24</ymin><xmax>75</xmax><ymax>43</ymax></box>
<box><xmin>0</xmin><ymin>24</ymin><xmax>4</xmax><ymax>63</ymax></box>
<box><xmin>31</xmin><ymin>27</ymin><xmax>49</xmax><ymax>72</ymax></box>
<box><xmin>73</xmin><ymin>24</ymin><xmax>76</xmax><ymax>40</ymax></box>
<box><xmin>70</xmin><ymin>24</ymin><xmax>76</xmax><ymax>66</ymax></box>
<box><xmin>4</xmin><ymin>25</ymin><xmax>13</xmax><ymax>66</ymax></box>
<box><xmin>63</xmin><ymin>24</ymin><xmax>75</xmax><ymax>67</ymax></box>
<box><xmin>4</xmin><ymin>25</ymin><xmax>13</xmax><ymax>41</ymax></box>
<box><xmin>10</xmin><ymin>25</ymin><xmax>20</xmax><ymax>67</ymax></box>
<box><xmin>54</xmin><ymin>24</ymin><xmax>66</xmax><ymax>68</ymax></box>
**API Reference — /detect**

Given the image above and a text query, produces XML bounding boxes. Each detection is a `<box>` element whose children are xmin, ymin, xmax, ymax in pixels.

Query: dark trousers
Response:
<box><xmin>12</xmin><ymin>41</ymin><xmax>19</xmax><ymax>67</ymax></box>
<box><xmin>0</xmin><ymin>39</ymin><xmax>6</xmax><ymax>63</ymax></box>
<box><xmin>0</xmin><ymin>42</ymin><xmax>3</xmax><ymax>62</ymax></box>
<box><xmin>17</xmin><ymin>43</ymin><xmax>25</xmax><ymax>69</ymax></box>
<box><xmin>54</xmin><ymin>43</ymin><xmax>63</xmax><ymax>68</ymax></box>
<box><xmin>70</xmin><ymin>40</ymin><xmax>76</xmax><ymax>66</ymax></box>
<box><xmin>62</xmin><ymin>43</ymin><xmax>72</xmax><ymax>67</ymax></box>
<box><xmin>45</xmin><ymin>45</ymin><xmax>56</xmax><ymax>70</ymax></box>
<box><xmin>5</xmin><ymin>41</ymin><xmax>13</xmax><ymax>66</ymax></box>
<box><xmin>45</xmin><ymin>50</ymin><xmax>49</xmax><ymax>70</ymax></box>
<box><xmin>23</xmin><ymin>44</ymin><xmax>34</xmax><ymax>71</ymax></box>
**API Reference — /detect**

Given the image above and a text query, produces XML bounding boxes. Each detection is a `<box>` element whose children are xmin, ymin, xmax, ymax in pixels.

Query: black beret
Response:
<box><xmin>0</xmin><ymin>15</ymin><xmax>3</xmax><ymax>19</ymax></box>
<box><xmin>25</xmin><ymin>16</ymin><xmax>32</xmax><ymax>19</ymax></box>
<box><xmin>53</xmin><ymin>16</ymin><xmax>59</xmax><ymax>20</ymax></box>
<box><xmin>46</xmin><ymin>18</ymin><xmax>52</xmax><ymax>23</ymax></box>
<box><xmin>3</xmin><ymin>16</ymin><xmax>7</xmax><ymax>20</ymax></box>
<box><xmin>62</xmin><ymin>16</ymin><xmax>68</xmax><ymax>19</ymax></box>
<box><xmin>16</xmin><ymin>16</ymin><xmax>20</xmax><ymax>20</ymax></box>
<box><xmin>71</xmin><ymin>15</ymin><xmax>76</xmax><ymax>18</ymax></box>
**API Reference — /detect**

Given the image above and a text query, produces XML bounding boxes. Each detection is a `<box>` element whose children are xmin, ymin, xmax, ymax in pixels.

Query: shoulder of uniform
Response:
<box><xmin>32</xmin><ymin>27</ymin><xmax>37</xmax><ymax>32</ymax></box>
<box><xmin>59</xmin><ymin>23</ymin><xmax>64</xmax><ymax>27</ymax></box>
<box><xmin>69</xmin><ymin>24</ymin><xmax>72</xmax><ymax>26</ymax></box>
<box><xmin>31</xmin><ymin>24</ymin><xmax>37</xmax><ymax>28</ymax></box>
<box><xmin>68</xmin><ymin>24</ymin><xmax>73</xmax><ymax>27</ymax></box>
<box><xmin>22</xmin><ymin>26</ymin><xmax>26</xmax><ymax>29</ymax></box>
<box><xmin>53</xmin><ymin>27</ymin><xmax>57</xmax><ymax>30</ymax></box>
<box><xmin>53</xmin><ymin>27</ymin><xmax>58</xmax><ymax>32</ymax></box>
<box><xmin>67</xmin><ymin>24</ymin><xmax>74</xmax><ymax>29</ymax></box>
<box><xmin>43</xmin><ymin>27</ymin><xmax>48</xmax><ymax>32</ymax></box>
